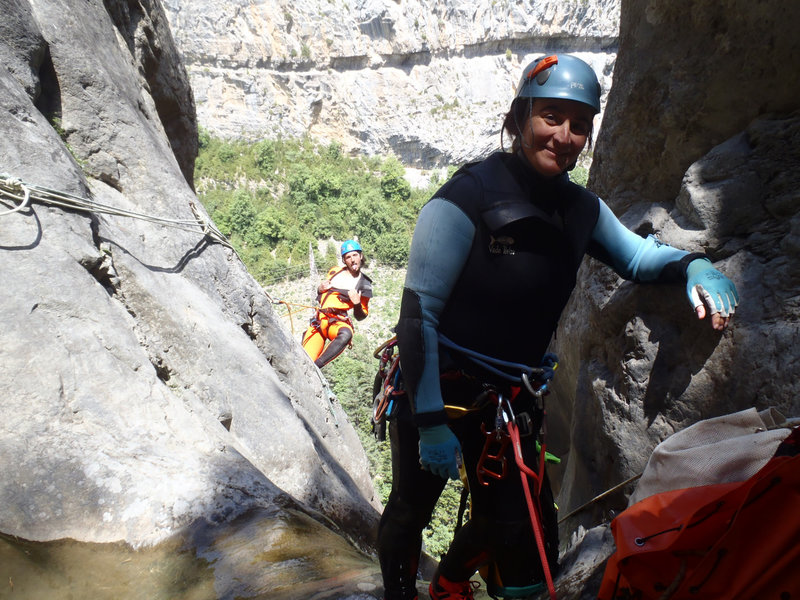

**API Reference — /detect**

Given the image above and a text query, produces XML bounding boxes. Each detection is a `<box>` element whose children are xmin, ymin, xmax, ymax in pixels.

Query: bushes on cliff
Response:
<box><xmin>195</xmin><ymin>131</ymin><xmax>436</xmax><ymax>281</ymax></box>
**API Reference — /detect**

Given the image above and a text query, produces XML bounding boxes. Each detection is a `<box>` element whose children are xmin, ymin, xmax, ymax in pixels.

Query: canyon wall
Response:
<box><xmin>1</xmin><ymin>0</ymin><xmax>378</xmax><ymax>559</ymax></box>
<box><xmin>161</xmin><ymin>0</ymin><xmax>620</xmax><ymax>167</ymax></box>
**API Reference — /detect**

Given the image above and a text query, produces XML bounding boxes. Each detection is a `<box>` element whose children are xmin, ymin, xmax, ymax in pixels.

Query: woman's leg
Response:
<box><xmin>379</xmin><ymin>401</ymin><xmax>447</xmax><ymax>600</ymax></box>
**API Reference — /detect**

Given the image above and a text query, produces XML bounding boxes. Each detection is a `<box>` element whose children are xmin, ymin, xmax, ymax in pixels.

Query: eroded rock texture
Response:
<box><xmin>0</xmin><ymin>0</ymin><xmax>378</xmax><ymax>555</ymax></box>
<box><xmin>161</xmin><ymin>0</ymin><xmax>620</xmax><ymax>167</ymax></box>
<box><xmin>552</xmin><ymin>0</ymin><xmax>800</xmax><ymax>541</ymax></box>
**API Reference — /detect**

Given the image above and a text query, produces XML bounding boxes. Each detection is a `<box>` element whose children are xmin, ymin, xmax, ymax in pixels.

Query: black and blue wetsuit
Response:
<box><xmin>378</xmin><ymin>151</ymin><xmax>703</xmax><ymax>600</ymax></box>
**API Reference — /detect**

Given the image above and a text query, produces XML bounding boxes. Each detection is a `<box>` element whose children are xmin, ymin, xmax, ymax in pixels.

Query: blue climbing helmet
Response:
<box><xmin>515</xmin><ymin>54</ymin><xmax>601</xmax><ymax>114</ymax></box>
<box><xmin>341</xmin><ymin>239</ymin><xmax>362</xmax><ymax>257</ymax></box>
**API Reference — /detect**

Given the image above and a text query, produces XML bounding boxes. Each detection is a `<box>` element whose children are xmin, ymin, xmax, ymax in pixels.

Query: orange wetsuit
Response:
<box><xmin>301</xmin><ymin>265</ymin><xmax>372</xmax><ymax>367</ymax></box>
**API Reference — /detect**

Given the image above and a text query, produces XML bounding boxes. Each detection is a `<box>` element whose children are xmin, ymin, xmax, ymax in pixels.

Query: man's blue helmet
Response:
<box><xmin>515</xmin><ymin>54</ymin><xmax>601</xmax><ymax>114</ymax></box>
<box><xmin>341</xmin><ymin>239</ymin><xmax>362</xmax><ymax>257</ymax></box>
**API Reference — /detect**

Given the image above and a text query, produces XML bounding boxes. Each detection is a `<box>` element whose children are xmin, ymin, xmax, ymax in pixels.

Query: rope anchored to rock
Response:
<box><xmin>0</xmin><ymin>173</ymin><xmax>233</xmax><ymax>249</ymax></box>
<box><xmin>261</xmin><ymin>289</ymin><xmax>318</xmax><ymax>335</ymax></box>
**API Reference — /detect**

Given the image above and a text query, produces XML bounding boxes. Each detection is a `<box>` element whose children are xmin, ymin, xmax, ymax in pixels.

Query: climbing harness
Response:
<box><xmin>438</xmin><ymin>333</ymin><xmax>557</xmax><ymax>399</ymax></box>
<box><xmin>0</xmin><ymin>173</ymin><xmax>232</xmax><ymax>249</ymax></box>
<box><xmin>316</xmin><ymin>306</ymin><xmax>354</xmax><ymax>327</ymax></box>
<box><xmin>475</xmin><ymin>390</ymin><xmax>558</xmax><ymax>600</ymax></box>
<box><xmin>371</xmin><ymin>335</ymin><xmax>402</xmax><ymax>441</ymax></box>
<box><xmin>434</xmin><ymin>334</ymin><xmax>561</xmax><ymax>599</ymax></box>
<box><xmin>370</xmin><ymin>330</ymin><xmax>561</xmax><ymax>597</ymax></box>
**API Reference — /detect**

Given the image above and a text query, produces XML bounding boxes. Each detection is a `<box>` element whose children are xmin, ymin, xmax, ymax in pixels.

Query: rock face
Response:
<box><xmin>160</xmin><ymin>0</ymin><xmax>620</xmax><ymax>167</ymax></box>
<box><xmin>0</xmin><ymin>0</ymin><xmax>378</xmax><ymax>558</ymax></box>
<box><xmin>550</xmin><ymin>0</ymin><xmax>800</xmax><ymax>538</ymax></box>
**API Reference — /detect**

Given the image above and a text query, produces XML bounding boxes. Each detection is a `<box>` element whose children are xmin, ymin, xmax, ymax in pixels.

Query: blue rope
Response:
<box><xmin>438</xmin><ymin>333</ymin><xmax>557</xmax><ymax>389</ymax></box>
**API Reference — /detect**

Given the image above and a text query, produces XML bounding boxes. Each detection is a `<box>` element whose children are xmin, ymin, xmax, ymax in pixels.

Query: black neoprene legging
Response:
<box><xmin>314</xmin><ymin>327</ymin><xmax>352</xmax><ymax>368</ymax></box>
<box><xmin>377</xmin><ymin>386</ymin><xmax>558</xmax><ymax>599</ymax></box>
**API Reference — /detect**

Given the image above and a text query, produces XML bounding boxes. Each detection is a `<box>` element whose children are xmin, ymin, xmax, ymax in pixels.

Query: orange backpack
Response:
<box><xmin>598</xmin><ymin>429</ymin><xmax>800</xmax><ymax>600</ymax></box>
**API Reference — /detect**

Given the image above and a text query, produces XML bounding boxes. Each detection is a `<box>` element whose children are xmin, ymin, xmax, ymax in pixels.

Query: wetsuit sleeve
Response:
<box><xmin>589</xmin><ymin>198</ymin><xmax>702</xmax><ymax>283</ymax></box>
<box><xmin>352</xmin><ymin>274</ymin><xmax>372</xmax><ymax>320</ymax></box>
<box><xmin>353</xmin><ymin>296</ymin><xmax>369</xmax><ymax>321</ymax></box>
<box><xmin>396</xmin><ymin>198</ymin><xmax>475</xmax><ymax>426</ymax></box>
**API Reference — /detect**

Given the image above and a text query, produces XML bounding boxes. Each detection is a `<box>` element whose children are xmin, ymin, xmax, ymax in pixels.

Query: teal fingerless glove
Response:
<box><xmin>686</xmin><ymin>258</ymin><xmax>739</xmax><ymax>317</ymax></box>
<box><xmin>418</xmin><ymin>424</ymin><xmax>462</xmax><ymax>480</ymax></box>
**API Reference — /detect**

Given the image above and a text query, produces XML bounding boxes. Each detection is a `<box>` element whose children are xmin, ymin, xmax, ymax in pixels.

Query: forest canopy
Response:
<box><xmin>194</xmin><ymin>129</ymin><xmax>448</xmax><ymax>284</ymax></box>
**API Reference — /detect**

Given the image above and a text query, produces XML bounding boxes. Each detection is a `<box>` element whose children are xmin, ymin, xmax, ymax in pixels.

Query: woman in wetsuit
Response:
<box><xmin>377</xmin><ymin>54</ymin><xmax>739</xmax><ymax>600</ymax></box>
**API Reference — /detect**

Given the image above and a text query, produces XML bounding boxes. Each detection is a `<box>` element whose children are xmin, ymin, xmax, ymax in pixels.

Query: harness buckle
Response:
<box><xmin>515</xmin><ymin>411</ymin><xmax>533</xmax><ymax>438</ymax></box>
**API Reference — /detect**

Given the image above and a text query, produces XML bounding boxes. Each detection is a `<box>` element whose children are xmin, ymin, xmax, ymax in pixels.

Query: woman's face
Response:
<box><xmin>520</xmin><ymin>98</ymin><xmax>595</xmax><ymax>177</ymax></box>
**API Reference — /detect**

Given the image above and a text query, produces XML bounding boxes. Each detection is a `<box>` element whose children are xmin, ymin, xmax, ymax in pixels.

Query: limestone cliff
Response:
<box><xmin>161</xmin><ymin>0</ymin><xmax>620</xmax><ymax>167</ymax></box>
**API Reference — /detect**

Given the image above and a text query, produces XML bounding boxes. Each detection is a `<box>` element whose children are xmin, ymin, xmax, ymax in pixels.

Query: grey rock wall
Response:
<box><xmin>0</xmin><ymin>0</ymin><xmax>379</xmax><ymax>552</ymax></box>
<box><xmin>161</xmin><ymin>0</ymin><xmax>620</xmax><ymax>167</ymax></box>
<box><xmin>551</xmin><ymin>0</ymin><xmax>800</xmax><ymax>537</ymax></box>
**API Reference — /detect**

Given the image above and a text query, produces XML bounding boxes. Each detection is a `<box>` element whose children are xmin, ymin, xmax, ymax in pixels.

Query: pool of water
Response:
<box><xmin>0</xmin><ymin>508</ymin><xmax>383</xmax><ymax>599</ymax></box>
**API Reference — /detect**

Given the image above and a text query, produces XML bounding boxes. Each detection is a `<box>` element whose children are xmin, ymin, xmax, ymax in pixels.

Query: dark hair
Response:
<box><xmin>501</xmin><ymin>97</ymin><xmax>532</xmax><ymax>154</ymax></box>
<box><xmin>500</xmin><ymin>96</ymin><xmax>595</xmax><ymax>154</ymax></box>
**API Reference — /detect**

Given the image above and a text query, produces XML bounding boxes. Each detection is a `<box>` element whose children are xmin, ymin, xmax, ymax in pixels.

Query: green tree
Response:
<box><xmin>228</xmin><ymin>190</ymin><xmax>257</xmax><ymax>233</ymax></box>
<box><xmin>353</xmin><ymin>191</ymin><xmax>392</xmax><ymax>238</ymax></box>
<box><xmin>198</xmin><ymin>126</ymin><xmax>211</xmax><ymax>150</ymax></box>
<box><xmin>323</xmin><ymin>141</ymin><xmax>342</xmax><ymax>161</ymax></box>
<box><xmin>288</xmin><ymin>163</ymin><xmax>313</xmax><ymax>206</ymax></box>
<box><xmin>245</xmin><ymin>206</ymin><xmax>283</xmax><ymax>247</ymax></box>
<box><xmin>380</xmin><ymin>157</ymin><xmax>412</xmax><ymax>203</ymax></box>
<box><xmin>254</xmin><ymin>140</ymin><xmax>277</xmax><ymax>175</ymax></box>
<box><xmin>218</xmin><ymin>143</ymin><xmax>237</xmax><ymax>163</ymax></box>
<box><xmin>374</xmin><ymin>230</ymin><xmax>411</xmax><ymax>267</ymax></box>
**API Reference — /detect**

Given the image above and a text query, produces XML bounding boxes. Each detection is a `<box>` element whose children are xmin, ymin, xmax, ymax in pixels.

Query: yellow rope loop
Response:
<box><xmin>268</xmin><ymin>297</ymin><xmax>317</xmax><ymax>315</ymax></box>
<box><xmin>278</xmin><ymin>299</ymin><xmax>296</xmax><ymax>335</ymax></box>
<box><xmin>0</xmin><ymin>175</ymin><xmax>32</xmax><ymax>216</ymax></box>
<box><xmin>261</xmin><ymin>291</ymin><xmax>319</xmax><ymax>335</ymax></box>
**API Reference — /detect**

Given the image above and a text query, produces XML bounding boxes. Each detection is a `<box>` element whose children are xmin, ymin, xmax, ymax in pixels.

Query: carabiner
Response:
<box><xmin>476</xmin><ymin>392</ymin><xmax>512</xmax><ymax>486</ymax></box>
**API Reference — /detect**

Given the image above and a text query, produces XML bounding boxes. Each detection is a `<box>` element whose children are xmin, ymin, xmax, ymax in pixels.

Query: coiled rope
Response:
<box><xmin>0</xmin><ymin>173</ymin><xmax>233</xmax><ymax>249</ymax></box>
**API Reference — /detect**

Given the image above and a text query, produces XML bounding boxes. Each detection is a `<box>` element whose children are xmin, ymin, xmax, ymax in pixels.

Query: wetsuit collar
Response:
<box><xmin>509</xmin><ymin>150</ymin><xmax>569</xmax><ymax>214</ymax></box>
